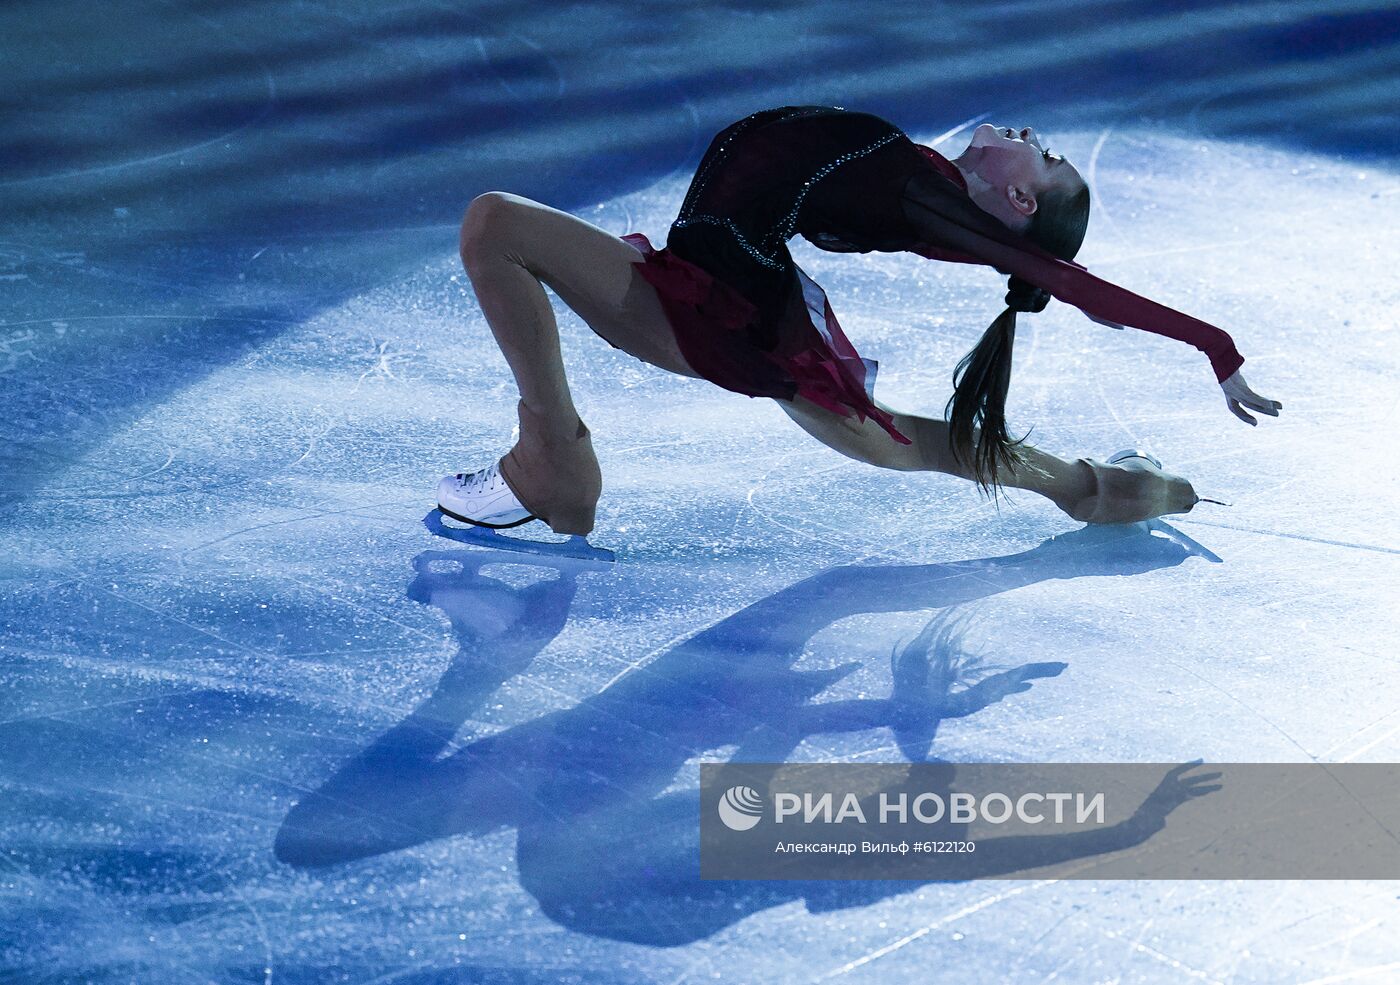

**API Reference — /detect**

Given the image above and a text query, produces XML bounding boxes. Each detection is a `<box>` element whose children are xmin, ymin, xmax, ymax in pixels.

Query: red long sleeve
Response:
<box><xmin>663</xmin><ymin>105</ymin><xmax>1246</xmax><ymax>401</ymax></box>
<box><xmin>900</xmin><ymin>167</ymin><xmax>1245</xmax><ymax>383</ymax></box>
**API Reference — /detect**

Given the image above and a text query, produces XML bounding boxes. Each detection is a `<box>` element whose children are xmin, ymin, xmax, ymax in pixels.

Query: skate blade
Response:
<box><xmin>423</xmin><ymin>510</ymin><xmax>616</xmax><ymax>563</ymax></box>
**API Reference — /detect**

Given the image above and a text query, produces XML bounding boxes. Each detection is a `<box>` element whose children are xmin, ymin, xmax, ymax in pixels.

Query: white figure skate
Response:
<box><xmin>1107</xmin><ymin>449</ymin><xmax>1229</xmax><ymax>507</ymax></box>
<box><xmin>431</xmin><ymin>462</ymin><xmax>615</xmax><ymax>563</ymax></box>
<box><xmin>1106</xmin><ymin>448</ymin><xmax>1162</xmax><ymax>469</ymax></box>
<box><xmin>1094</xmin><ymin>447</ymin><xmax>1228</xmax><ymax>565</ymax></box>
<box><xmin>436</xmin><ymin>462</ymin><xmax>536</xmax><ymax>529</ymax></box>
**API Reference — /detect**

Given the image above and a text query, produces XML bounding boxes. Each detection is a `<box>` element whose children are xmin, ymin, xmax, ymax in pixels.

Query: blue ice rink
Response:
<box><xmin>4</xmin><ymin>1</ymin><xmax>1400</xmax><ymax>981</ymax></box>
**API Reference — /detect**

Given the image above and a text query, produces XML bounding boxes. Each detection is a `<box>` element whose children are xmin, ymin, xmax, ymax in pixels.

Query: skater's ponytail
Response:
<box><xmin>944</xmin><ymin>297</ymin><xmax>1032</xmax><ymax>495</ymax></box>
<box><xmin>946</xmin><ymin>179</ymin><xmax>1091</xmax><ymax>494</ymax></box>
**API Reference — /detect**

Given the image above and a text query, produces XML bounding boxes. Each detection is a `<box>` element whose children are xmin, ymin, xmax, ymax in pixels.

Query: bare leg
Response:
<box><xmin>774</xmin><ymin>393</ymin><xmax>1197</xmax><ymax>524</ymax></box>
<box><xmin>456</xmin><ymin>191</ymin><xmax>1190</xmax><ymax>530</ymax></box>
<box><xmin>458</xmin><ymin>192</ymin><xmax>700</xmax><ymax>534</ymax></box>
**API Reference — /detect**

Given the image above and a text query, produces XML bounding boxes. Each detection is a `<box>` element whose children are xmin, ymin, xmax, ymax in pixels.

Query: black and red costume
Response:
<box><xmin>622</xmin><ymin>105</ymin><xmax>1245</xmax><ymax>445</ymax></box>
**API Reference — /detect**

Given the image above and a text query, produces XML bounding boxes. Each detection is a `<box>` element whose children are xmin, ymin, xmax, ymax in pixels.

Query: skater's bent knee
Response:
<box><xmin>460</xmin><ymin>191</ymin><xmax>531</xmax><ymax>266</ymax></box>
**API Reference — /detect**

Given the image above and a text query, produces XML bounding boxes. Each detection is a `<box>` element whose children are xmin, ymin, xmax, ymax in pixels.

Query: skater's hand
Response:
<box><xmin>1127</xmin><ymin>760</ymin><xmax>1223</xmax><ymax>837</ymax></box>
<box><xmin>1220</xmin><ymin>370</ymin><xmax>1282</xmax><ymax>426</ymax></box>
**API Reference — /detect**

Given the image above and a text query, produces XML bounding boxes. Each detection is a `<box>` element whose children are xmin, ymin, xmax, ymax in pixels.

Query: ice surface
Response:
<box><xmin>4</xmin><ymin>1</ymin><xmax>1400</xmax><ymax>982</ymax></box>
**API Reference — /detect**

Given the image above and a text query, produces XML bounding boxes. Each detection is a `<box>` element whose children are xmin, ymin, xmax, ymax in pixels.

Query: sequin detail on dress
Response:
<box><xmin>673</xmin><ymin>129</ymin><xmax>904</xmax><ymax>271</ymax></box>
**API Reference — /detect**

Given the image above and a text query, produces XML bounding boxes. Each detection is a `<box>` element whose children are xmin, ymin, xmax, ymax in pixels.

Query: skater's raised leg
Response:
<box><xmin>452</xmin><ymin>192</ymin><xmax>698</xmax><ymax>535</ymax></box>
<box><xmin>775</xmin><ymin>393</ymin><xmax>1197</xmax><ymax>524</ymax></box>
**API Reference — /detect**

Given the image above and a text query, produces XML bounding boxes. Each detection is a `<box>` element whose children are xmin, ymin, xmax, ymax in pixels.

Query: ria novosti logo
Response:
<box><xmin>717</xmin><ymin>785</ymin><xmax>765</xmax><ymax>831</ymax></box>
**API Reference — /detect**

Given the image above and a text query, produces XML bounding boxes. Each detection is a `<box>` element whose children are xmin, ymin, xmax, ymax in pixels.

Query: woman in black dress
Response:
<box><xmin>436</xmin><ymin>106</ymin><xmax>1281</xmax><ymax>538</ymax></box>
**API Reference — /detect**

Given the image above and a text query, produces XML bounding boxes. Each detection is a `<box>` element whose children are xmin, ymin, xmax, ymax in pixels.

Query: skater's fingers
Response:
<box><xmin>1241</xmin><ymin>392</ymin><xmax>1280</xmax><ymax>416</ymax></box>
<box><xmin>1227</xmin><ymin>398</ymin><xmax>1257</xmax><ymax>426</ymax></box>
<box><xmin>1227</xmin><ymin>376</ymin><xmax>1283</xmax><ymax>416</ymax></box>
<box><xmin>1183</xmin><ymin>777</ymin><xmax>1223</xmax><ymax>790</ymax></box>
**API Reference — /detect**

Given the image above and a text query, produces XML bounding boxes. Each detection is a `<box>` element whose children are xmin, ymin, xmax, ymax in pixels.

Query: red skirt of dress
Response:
<box><xmin>620</xmin><ymin>232</ymin><xmax>911</xmax><ymax>445</ymax></box>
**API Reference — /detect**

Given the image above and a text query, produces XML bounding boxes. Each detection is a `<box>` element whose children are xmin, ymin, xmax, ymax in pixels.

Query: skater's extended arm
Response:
<box><xmin>878</xmin><ymin>762</ymin><xmax>1220</xmax><ymax>880</ymax></box>
<box><xmin>899</xmin><ymin>170</ymin><xmax>1246</xmax><ymax>383</ymax></box>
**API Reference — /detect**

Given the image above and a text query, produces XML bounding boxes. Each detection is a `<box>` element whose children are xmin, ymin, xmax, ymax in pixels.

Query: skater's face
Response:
<box><xmin>960</xmin><ymin>123</ymin><xmax>1084</xmax><ymax>229</ymax></box>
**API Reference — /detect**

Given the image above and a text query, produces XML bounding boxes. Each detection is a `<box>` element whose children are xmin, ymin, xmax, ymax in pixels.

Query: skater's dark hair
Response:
<box><xmin>946</xmin><ymin>178</ymin><xmax>1091</xmax><ymax>494</ymax></box>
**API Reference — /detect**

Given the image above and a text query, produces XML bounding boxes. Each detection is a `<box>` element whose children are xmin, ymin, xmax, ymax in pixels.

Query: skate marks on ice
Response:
<box><xmin>0</xmin><ymin>2</ymin><xmax>278</xmax><ymax>189</ymax></box>
<box><xmin>1034</xmin><ymin>123</ymin><xmax>1400</xmax><ymax>566</ymax></box>
<box><xmin>1175</xmin><ymin>518</ymin><xmax>1400</xmax><ymax>558</ymax></box>
<box><xmin>276</xmin><ymin>521</ymin><xmax>1203</xmax><ymax>945</ymax></box>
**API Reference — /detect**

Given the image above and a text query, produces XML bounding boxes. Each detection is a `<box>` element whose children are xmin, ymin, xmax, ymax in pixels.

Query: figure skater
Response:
<box><xmin>437</xmin><ymin>105</ymin><xmax>1281</xmax><ymax>538</ymax></box>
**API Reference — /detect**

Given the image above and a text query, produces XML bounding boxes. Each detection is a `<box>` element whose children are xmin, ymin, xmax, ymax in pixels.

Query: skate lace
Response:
<box><xmin>457</xmin><ymin>464</ymin><xmax>498</xmax><ymax>494</ymax></box>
